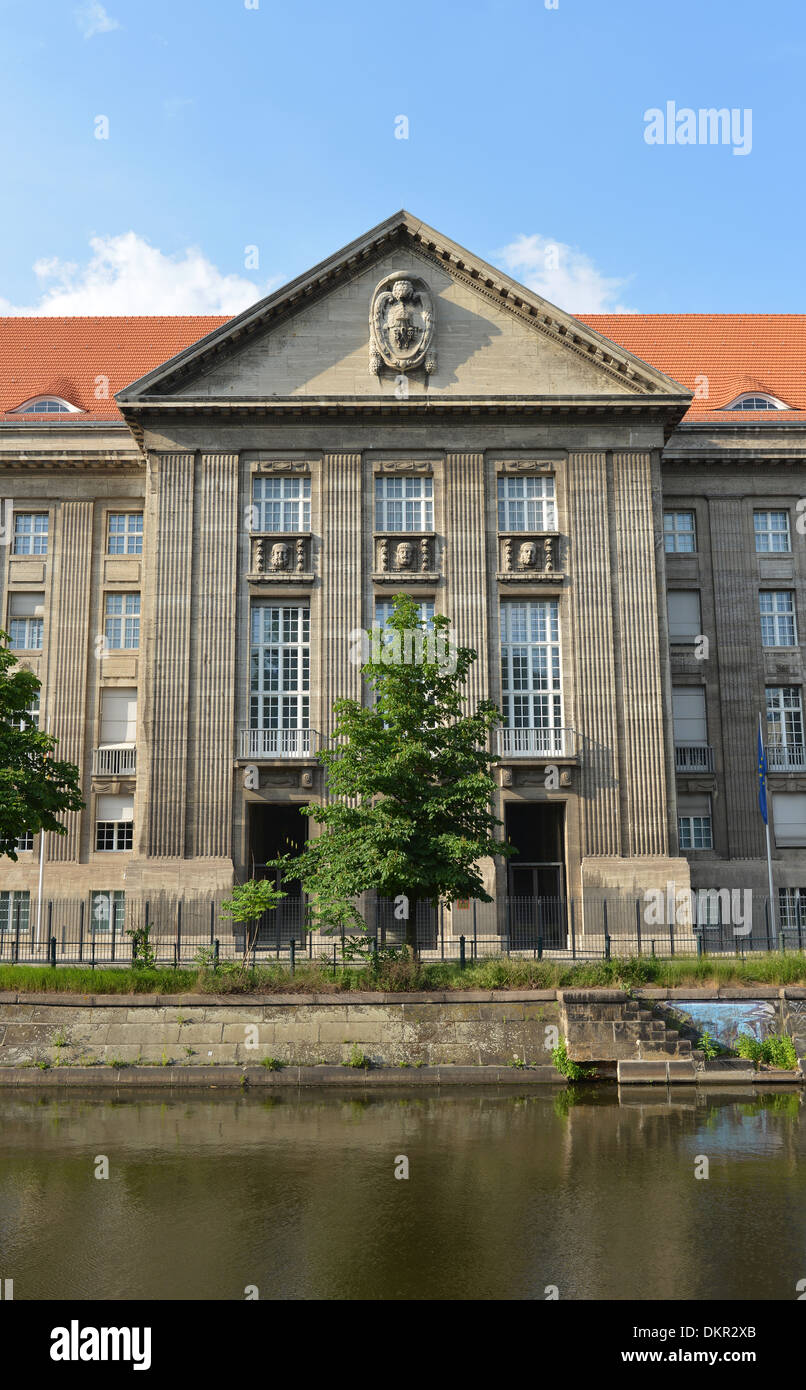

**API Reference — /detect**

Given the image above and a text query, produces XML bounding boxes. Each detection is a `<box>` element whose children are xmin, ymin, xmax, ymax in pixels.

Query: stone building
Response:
<box><xmin>1</xmin><ymin>211</ymin><xmax>805</xmax><ymax>945</ymax></box>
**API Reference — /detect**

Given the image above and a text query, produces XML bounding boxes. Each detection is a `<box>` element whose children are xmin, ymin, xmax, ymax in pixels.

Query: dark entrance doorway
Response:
<box><xmin>505</xmin><ymin>803</ymin><xmax>566</xmax><ymax>949</ymax></box>
<box><xmin>244</xmin><ymin>803</ymin><xmax>309</xmax><ymax>948</ymax></box>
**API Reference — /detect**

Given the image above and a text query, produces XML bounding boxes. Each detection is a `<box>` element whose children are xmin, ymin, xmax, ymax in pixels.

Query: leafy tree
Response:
<box><xmin>221</xmin><ymin>877</ymin><xmax>287</xmax><ymax>967</ymax></box>
<box><xmin>0</xmin><ymin>634</ymin><xmax>83</xmax><ymax>858</ymax></box>
<box><xmin>272</xmin><ymin>595</ymin><xmax>514</xmax><ymax>953</ymax></box>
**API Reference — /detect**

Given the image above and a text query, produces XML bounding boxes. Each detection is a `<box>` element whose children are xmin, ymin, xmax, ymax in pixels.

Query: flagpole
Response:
<box><xmin>765</xmin><ymin>816</ymin><xmax>776</xmax><ymax>939</ymax></box>
<box><xmin>759</xmin><ymin>712</ymin><xmax>776</xmax><ymax>941</ymax></box>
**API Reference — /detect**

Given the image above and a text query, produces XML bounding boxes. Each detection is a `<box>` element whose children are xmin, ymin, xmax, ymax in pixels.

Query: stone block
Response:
<box><xmin>718</xmin><ymin>988</ymin><xmax>779</xmax><ymax>1000</ymax></box>
<box><xmin>174</xmin><ymin>1023</ymin><xmax>223</xmax><ymax>1044</ymax></box>
<box><xmin>617</xmin><ymin>1060</ymin><xmax>669</xmax><ymax>1084</ymax></box>
<box><xmin>124</xmin><ymin>1008</ymin><xmax>173</xmax><ymax>1024</ymax></box>
<box><xmin>103</xmin><ymin>1023</ymin><xmax>181</xmax><ymax>1046</ymax></box>
<box><xmin>316</xmin><ymin>1020</ymin><xmax>386</xmax><ymax>1044</ymax></box>
<box><xmin>666</xmin><ymin>1060</ymin><xmax>697</xmax><ymax>1082</ymax></box>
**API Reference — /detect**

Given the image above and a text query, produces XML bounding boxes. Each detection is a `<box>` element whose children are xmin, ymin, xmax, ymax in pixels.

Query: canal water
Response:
<box><xmin>0</xmin><ymin>1087</ymin><xmax>803</xmax><ymax>1301</ymax></box>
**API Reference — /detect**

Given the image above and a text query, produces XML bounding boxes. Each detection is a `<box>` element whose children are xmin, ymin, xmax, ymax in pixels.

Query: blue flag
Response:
<box><xmin>757</xmin><ymin>717</ymin><xmax>768</xmax><ymax>825</ymax></box>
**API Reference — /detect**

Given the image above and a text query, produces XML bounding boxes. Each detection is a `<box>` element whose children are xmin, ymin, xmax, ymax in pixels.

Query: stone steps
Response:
<box><xmin>560</xmin><ymin>992</ymin><xmax>693</xmax><ymax>1062</ymax></box>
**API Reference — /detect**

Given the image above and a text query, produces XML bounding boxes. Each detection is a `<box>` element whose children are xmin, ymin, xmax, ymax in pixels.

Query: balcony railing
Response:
<box><xmin>675</xmin><ymin>744</ymin><xmax>714</xmax><ymax>773</ymax></box>
<box><xmin>240</xmin><ymin>728</ymin><xmax>318</xmax><ymax>759</ymax></box>
<box><xmin>93</xmin><ymin>745</ymin><xmax>137</xmax><ymax>776</ymax></box>
<box><xmin>497</xmin><ymin>727</ymin><xmax>575</xmax><ymax>758</ymax></box>
<box><xmin>767</xmin><ymin>743</ymin><xmax>806</xmax><ymax>771</ymax></box>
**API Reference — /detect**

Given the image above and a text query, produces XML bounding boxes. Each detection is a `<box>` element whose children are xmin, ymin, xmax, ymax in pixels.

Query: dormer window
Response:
<box><xmin>724</xmin><ymin>392</ymin><xmax>790</xmax><ymax>411</ymax></box>
<box><xmin>12</xmin><ymin>396</ymin><xmax>80</xmax><ymax>414</ymax></box>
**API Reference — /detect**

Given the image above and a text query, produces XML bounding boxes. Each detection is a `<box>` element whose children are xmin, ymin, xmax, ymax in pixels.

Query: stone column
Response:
<box><xmin>319</xmin><ymin>452</ymin><xmax>362</xmax><ymax>744</ymax></box>
<box><xmin>189</xmin><ymin>453</ymin><xmax>239</xmax><ymax>859</ymax></box>
<box><xmin>612</xmin><ymin>450</ymin><xmax>669</xmax><ymax>857</ymax></box>
<box><xmin>567</xmin><ymin>451</ymin><xmax>621</xmax><ymax>856</ymax></box>
<box><xmin>49</xmin><ymin>501</ymin><xmax>93</xmax><ymax>862</ymax></box>
<box><xmin>143</xmin><ymin>453</ymin><xmax>194</xmax><ymax>858</ymax></box>
<box><xmin>444</xmin><ymin>452</ymin><xmax>489</xmax><ymax>706</ymax></box>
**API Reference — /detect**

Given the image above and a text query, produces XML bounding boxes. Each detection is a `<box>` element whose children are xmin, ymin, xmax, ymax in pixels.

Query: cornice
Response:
<box><xmin>126</xmin><ymin>394</ymin><xmax>685</xmax><ymax>417</ymax></box>
<box><xmin>0</xmin><ymin>450</ymin><xmax>143</xmax><ymax>471</ymax></box>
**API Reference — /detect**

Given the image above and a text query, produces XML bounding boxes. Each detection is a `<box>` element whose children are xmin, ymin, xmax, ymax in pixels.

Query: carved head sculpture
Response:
<box><xmin>392</xmin><ymin>279</ymin><xmax>414</xmax><ymax>302</ymax></box>
<box><xmin>518</xmin><ymin>541</ymin><xmax>538</xmax><ymax>569</ymax></box>
<box><xmin>395</xmin><ymin>541</ymin><xmax>414</xmax><ymax>569</ymax></box>
<box><xmin>270</xmin><ymin>542</ymin><xmax>290</xmax><ymax>571</ymax></box>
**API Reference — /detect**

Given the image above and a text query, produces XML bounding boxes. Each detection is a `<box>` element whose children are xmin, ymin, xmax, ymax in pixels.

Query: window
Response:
<box><xmin>678</xmin><ymin>795</ymin><xmax>713</xmax><ymax>850</ymax></box>
<box><xmin>91</xmin><ymin>890</ymin><xmax>125</xmax><ymax>935</ymax></box>
<box><xmin>12</xmin><ymin>513</ymin><xmax>49</xmax><ymax>555</ymax></box>
<box><xmin>664</xmin><ymin>511</ymin><xmax>696</xmax><ymax>554</ymax></box>
<box><xmin>13</xmin><ymin>689</ymin><xmax>40</xmax><ymax>731</ymax></box>
<box><xmin>8</xmin><ymin>592</ymin><xmax>44</xmax><ymax>650</ymax></box>
<box><xmin>725</xmin><ymin>393</ymin><xmax>788</xmax><ymax>411</ymax></box>
<box><xmin>374</xmin><ymin>599</ymin><xmax>435</xmax><ymax>633</ymax></box>
<box><xmin>251</xmin><ymin>477</ymin><xmax>310</xmax><ymax>533</ymax></box>
<box><xmin>766</xmin><ymin>687</ymin><xmax>803</xmax><ymax>754</ymax></box>
<box><xmin>773</xmin><ymin>793</ymin><xmax>806</xmax><ymax>848</ymax></box>
<box><xmin>375</xmin><ymin>476</ymin><xmax>433</xmax><ymax>532</ymax></box>
<box><xmin>104</xmin><ymin>593</ymin><xmax>140</xmax><ymax>650</ymax></box>
<box><xmin>672</xmin><ymin>688</ymin><xmax>707</xmax><ymax>743</ymax></box>
<box><xmin>693</xmin><ymin>890</ymin><xmax>724</xmax><ymax>928</ymax></box>
<box><xmin>754</xmin><ymin>511</ymin><xmax>791</xmax><ymax>553</ymax></box>
<box><xmin>12</xmin><ymin>397</ymin><xmax>78</xmax><ymax>414</ymax></box>
<box><xmin>250</xmin><ymin>605</ymin><xmax>310</xmax><ymax>730</ymax></box>
<box><xmin>99</xmin><ymin>688</ymin><xmax>137</xmax><ymax>745</ymax></box>
<box><xmin>497</xmin><ymin>476</ymin><xmax>556</xmax><ymax>532</ymax></box>
<box><xmin>107</xmin><ymin>512</ymin><xmax>143</xmax><ymax>555</ymax></box>
<box><xmin>15</xmin><ymin>832</ymin><xmax>33</xmax><ymax>851</ymax></box>
<box><xmin>0</xmin><ymin>891</ymin><xmax>30</xmax><ymax>934</ymax></box>
<box><xmin>760</xmin><ymin>591</ymin><xmax>796</xmax><ymax>647</ymax></box>
<box><xmin>500</xmin><ymin>600</ymin><xmax>562</xmax><ymax>731</ymax></box>
<box><xmin>95</xmin><ymin>795</ymin><xmax>134</xmax><ymax>851</ymax></box>
<box><xmin>779</xmin><ymin>888</ymin><xmax>806</xmax><ymax>933</ymax></box>
<box><xmin>667</xmin><ymin>591</ymin><xmax>701</xmax><ymax>643</ymax></box>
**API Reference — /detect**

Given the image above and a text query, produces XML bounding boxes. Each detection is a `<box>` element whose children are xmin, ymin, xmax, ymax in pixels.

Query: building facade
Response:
<box><xmin>1</xmin><ymin>212</ymin><xmax>805</xmax><ymax>945</ymax></box>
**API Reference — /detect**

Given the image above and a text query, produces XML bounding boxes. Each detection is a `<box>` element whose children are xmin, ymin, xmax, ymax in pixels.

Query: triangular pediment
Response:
<box><xmin>117</xmin><ymin>211</ymin><xmax>690</xmax><ymax>412</ymax></box>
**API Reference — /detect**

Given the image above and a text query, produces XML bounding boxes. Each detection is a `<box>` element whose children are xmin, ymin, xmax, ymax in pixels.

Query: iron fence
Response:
<box><xmin>0</xmin><ymin>890</ymin><xmax>803</xmax><ymax>968</ymax></box>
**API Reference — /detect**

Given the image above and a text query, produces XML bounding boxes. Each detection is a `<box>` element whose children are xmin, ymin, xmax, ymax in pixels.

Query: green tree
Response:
<box><xmin>0</xmin><ymin>634</ymin><xmax>83</xmax><ymax>858</ymax></box>
<box><xmin>220</xmin><ymin>877</ymin><xmax>287</xmax><ymax>968</ymax></box>
<box><xmin>273</xmin><ymin>595</ymin><xmax>514</xmax><ymax>954</ymax></box>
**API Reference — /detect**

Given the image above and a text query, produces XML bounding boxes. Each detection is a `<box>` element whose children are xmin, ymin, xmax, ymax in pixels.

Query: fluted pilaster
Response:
<box><xmin>613</xmin><ymin>451</ymin><xmax>669</xmax><ymax>856</ymax></box>
<box><xmin>49</xmin><ymin>501</ymin><xmax>93</xmax><ymax>861</ymax></box>
<box><xmin>444</xmin><ymin>452</ymin><xmax>489</xmax><ymax>706</ymax></box>
<box><xmin>567</xmin><ymin>451</ymin><xmax>621</xmax><ymax>855</ymax></box>
<box><xmin>319</xmin><ymin>453</ymin><xmax>362</xmax><ymax>743</ymax></box>
<box><xmin>144</xmin><ymin>453</ymin><xmax>194</xmax><ymax>856</ymax></box>
<box><xmin>190</xmin><ymin>454</ymin><xmax>239</xmax><ymax>858</ymax></box>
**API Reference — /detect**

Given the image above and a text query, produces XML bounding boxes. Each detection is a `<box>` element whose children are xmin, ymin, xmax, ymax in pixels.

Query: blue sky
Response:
<box><xmin>0</xmin><ymin>0</ymin><xmax>803</xmax><ymax>315</ymax></box>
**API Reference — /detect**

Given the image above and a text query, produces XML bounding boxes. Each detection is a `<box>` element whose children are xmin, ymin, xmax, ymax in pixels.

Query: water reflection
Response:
<box><xmin>0</xmin><ymin>1087</ymin><xmax>802</xmax><ymax>1301</ymax></box>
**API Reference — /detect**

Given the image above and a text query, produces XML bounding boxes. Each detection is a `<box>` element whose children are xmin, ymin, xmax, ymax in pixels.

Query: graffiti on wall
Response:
<box><xmin>659</xmin><ymin>1000</ymin><xmax>778</xmax><ymax>1049</ymax></box>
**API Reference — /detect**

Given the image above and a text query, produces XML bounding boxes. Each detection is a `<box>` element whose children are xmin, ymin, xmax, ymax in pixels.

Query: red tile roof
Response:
<box><xmin>0</xmin><ymin>316</ymin><xmax>228</xmax><ymax>422</ymax></box>
<box><xmin>1</xmin><ymin>312</ymin><xmax>805</xmax><ymax>424</ymax></box>
<box><xmin>579</xmin><ymin>314</ymin><xmax>806</xmax><ymax>421</ymax></box>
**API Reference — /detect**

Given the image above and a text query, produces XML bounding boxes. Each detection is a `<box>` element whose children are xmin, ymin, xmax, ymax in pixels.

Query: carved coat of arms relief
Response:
<box><xmin>369</xmin><ymin>272</ymin><xmax>436</xmax><ymax>375</ymax></box>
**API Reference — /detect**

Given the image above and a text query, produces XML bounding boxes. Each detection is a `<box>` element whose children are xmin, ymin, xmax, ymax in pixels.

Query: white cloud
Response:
<box><xmin>75</xmin><ymin>3</ymin><xmax>121</xmax><ymax>38</ymax></box>
<box><xmin>495</xmin><ymin>233</ymin><xmax>635</xmax><ymax>313</ymax></box>
<box><xmin>0</xmin><ymin>233</ymin><xmax>282</xmax><ymax>315</ymax></box>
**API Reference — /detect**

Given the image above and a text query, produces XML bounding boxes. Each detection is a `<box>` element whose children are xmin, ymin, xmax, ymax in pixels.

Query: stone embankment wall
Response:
<box><xmin>0</xmin><ymin>991</ymin><xmax>561</xmax><ymax>1069</ymax></box>
<box><xmin>0</xmin><ymin>987</ymin><xmax>803</xmax><ymax>1077</ymax></box>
